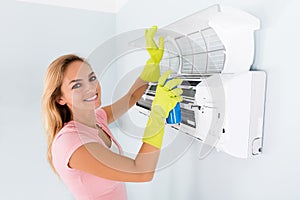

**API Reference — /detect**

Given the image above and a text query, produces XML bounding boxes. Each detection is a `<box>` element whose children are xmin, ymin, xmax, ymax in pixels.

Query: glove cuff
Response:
<box><xmin>142</xmin><ymin>106</ymin><xmax>166</xmax><ymax>149</ymax></box>
<box><xmin>142</xmin><ymin>127</ymin><xmax>164</xmax><ymax>149</ymax></box>
<box><xmin>139</xmin><ymin>59</ymin><xmax>161</xmax><ymax>82</ymax></box>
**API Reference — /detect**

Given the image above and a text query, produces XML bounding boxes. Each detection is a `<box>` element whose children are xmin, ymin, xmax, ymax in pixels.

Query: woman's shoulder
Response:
<box><xmin>56</xmin><ymin>121</ymin><xmax>99</xmax><ymax>139</ymax></box>
<box><xmin>52</xmin><ymin>121</ymin><xmax>100</xmax><ymax>152</ymax></box>
<box><xmin>95</xmin><ymin>108</ymin><xmax>108</xmax><ymax>124</ymax></box>
<box><xmin>52</xmin><ymin>121</ymin><xmax>78</xmax><ymax>145</ymax></box>
<box><xmin>55</xmin><ymin>121</ymin><xmax>76</xmax><ymax>136</ymax></box>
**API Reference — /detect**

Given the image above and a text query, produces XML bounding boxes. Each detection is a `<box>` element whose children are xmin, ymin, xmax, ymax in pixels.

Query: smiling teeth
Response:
<box><xmin>84</xmin><ymin>95</ymin><xmax>97</xmax><ymax>102</ymax></box>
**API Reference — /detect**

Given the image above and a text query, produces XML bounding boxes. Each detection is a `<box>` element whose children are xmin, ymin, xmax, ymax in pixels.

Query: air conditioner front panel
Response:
<box><xmin>133</xmin><ymin>4</ymin><xmax>265</xmax><ymax>159</ymax></box>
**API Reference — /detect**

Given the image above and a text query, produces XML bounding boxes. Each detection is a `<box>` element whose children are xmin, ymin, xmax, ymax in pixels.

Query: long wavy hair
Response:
<box><xmin>42</xmin><ymin>54</ymin><xmax>86</xmax><ymax>173</ymax></box>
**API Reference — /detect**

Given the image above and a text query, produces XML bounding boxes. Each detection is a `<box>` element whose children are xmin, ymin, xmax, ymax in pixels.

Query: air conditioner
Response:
<box><xmin>132</xmin><ymin>4</ymin><xmax>266</xmax><ymax>158</ymax></box>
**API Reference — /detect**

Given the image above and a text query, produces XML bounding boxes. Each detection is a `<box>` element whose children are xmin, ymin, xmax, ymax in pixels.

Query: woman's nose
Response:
<box><xmin>86</xmin><ymin>81</ymin><xmax>97</xmax><ymax>92</ymax></box>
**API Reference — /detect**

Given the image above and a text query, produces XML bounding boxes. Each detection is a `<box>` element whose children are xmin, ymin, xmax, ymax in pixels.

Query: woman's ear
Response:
<box><xmin>56</xmin><ymin>96</ymin><xmax>66</xmax><ymax>105</ymax></box>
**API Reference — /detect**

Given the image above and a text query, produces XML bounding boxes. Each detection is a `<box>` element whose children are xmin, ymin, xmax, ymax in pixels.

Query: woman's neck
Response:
<box><xmin>73</xmin><ymin>109</ymin><xmax>97</xmax><ymax>129</ymax></box>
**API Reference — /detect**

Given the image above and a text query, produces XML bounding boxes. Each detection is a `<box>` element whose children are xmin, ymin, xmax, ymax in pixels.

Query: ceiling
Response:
<box><xmin>17</xmin><ymin>0</ymin><xmax>129</xmax><ymax>13</ymax></box>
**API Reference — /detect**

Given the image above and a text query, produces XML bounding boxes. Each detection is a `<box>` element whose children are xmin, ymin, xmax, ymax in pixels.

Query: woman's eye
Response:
<box><xmin>89</xmin><ymin>76</ymin><xmax>97</xmax><ymax>82</ymax></box>
<box><xmin>72</xmin><ymin>83</ymin><xmax>81</xmax><ymax>89</ymax></box>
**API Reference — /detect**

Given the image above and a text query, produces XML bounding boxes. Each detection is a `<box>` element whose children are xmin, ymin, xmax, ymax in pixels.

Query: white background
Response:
<box><xmin>0</xmin><ymin>0</ymin><xmax>299</xmax><ymax>199</ymax></box>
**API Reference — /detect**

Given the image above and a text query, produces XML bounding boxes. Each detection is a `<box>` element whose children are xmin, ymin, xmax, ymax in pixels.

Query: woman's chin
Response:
<box><xmin>95</xmin><ymin>101</ymin><xmax>101</xmax><ymax>109</ymax></box>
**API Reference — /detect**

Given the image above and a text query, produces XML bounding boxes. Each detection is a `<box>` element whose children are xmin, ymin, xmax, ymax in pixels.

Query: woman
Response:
<box><xmin>42</xmin><ymin>26</ymin><xmax>182</xmax><ymax>200</ymax></box>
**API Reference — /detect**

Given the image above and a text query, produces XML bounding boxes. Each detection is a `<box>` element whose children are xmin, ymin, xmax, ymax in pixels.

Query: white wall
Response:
<box><xmin>116</xmin><ymin>0</ymin><xmax>300</xmax><ymax>200</ymax></box>
<box><xmin>0</xmin><ymin>1</ymin><xmax>115</xmax><ymax>199</ymax></box>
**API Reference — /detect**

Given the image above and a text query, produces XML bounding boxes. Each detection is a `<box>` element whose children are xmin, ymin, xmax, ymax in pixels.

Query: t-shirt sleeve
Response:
<box><xmin>54</xmin><ymin>129</ymin><xmax>99</xmax><ymax>170</ymax></box>
<box><xmin>95</xmin><ymin>108</ymin><xmax>108</xmax><ymax>125</ymax></box>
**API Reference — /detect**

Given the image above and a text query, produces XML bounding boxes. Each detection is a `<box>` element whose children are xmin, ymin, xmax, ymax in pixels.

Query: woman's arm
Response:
<box><xmin>70</xmin><ymin>71</ymin><xmax>183</xmax><ymax>182</ymax></box>
<box><xmin>73</xmin><ymin>26</ymin><xmax>165</xmax><ymax>182</ymax></box>
<box><xmin>103</xmin><ymin>26</ymin><xmax>164</xmax><ymax>124</ymax></box>
<box><xmin>69</xmin><ymin>142</ymin><xmax>159</xmax><ymax>182</ymax></box>
<box><xmin>102</xmin><ymin>77</ymin><xmax>148</xmax><ymax>124</ymax></box>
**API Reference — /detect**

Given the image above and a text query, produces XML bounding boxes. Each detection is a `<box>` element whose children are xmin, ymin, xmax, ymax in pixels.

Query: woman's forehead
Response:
<box><xmin>65</xmin><ymin>61</ymin><xmax>93</xmax><ymax>78</ymax></box>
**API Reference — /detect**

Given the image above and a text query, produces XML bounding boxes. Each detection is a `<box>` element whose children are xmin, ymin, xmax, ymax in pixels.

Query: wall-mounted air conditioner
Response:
<box><xmin>132</xmin><ymin>4</ymin><xmax>266</xmax><ymax>158</ymax></box>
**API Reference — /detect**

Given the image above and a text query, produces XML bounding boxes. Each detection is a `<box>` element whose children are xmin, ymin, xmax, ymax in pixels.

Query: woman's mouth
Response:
<box><xmin>84</xmin><ymin>94</ymin><xmax>98</xmax><ymax>102</ymax></box>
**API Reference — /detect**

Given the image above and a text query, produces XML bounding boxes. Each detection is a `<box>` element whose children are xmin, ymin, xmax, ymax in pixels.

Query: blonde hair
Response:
<box><xmin>42</xmin><ymin>54</ymin><xmax>85</xmax><ymax>173</ymax></box>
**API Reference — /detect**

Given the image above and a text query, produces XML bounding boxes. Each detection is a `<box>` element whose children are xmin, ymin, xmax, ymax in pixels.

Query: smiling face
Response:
<box><xmin>57</xmin><ymin>61</ymin><xmax>101</xmax><ymax>112</ymax></box>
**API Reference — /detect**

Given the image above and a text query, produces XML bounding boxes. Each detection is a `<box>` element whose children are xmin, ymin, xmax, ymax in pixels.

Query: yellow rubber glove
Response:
<box><xmin>139</xmin><ymin>25</ymin><xmax>164</xmax><ymax>82</ymax></box>
<box><xmin>142</xmin><ymin>70</ymin><xmax>183</xmax><ymax>149</ymax></box>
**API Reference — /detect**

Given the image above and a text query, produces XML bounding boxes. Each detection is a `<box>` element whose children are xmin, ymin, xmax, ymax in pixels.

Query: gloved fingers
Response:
<box><xmin>145</xmin><ymin>26</ymin><xmax>158</xmax><ymax>49</ymax></box>
<box><xmin>148</xmin><ymin>25</ymin><xmax>157</xmax><ymax>38</ymax></box>
<box><xmin>176</xmin><ymin>96</ymin><xmax>183</xmax><ymax>102</ymax></box>
<box><xmin>158</xmin><ymin>36</ymin><xmax>164</xmax><ymax>50</ymax></box>
<box><xmin>164</xmin><ymin>78</ymin><xmax>182</xmax><ymax>90</ymax></box>
<box><xmin>158</xmin><ymin>70</ymin><xmax>172</xmax><ymax>86</ymax></box>
<box><xmin>146</xmin><ymin>38</ymin><xmax>157</xmax><ymax>50</ymax></box>
<box><xmin>144</xmin><ymin>26</ymin><xmax>157</xmax><ymax>39</ymax></box>
<box><xmin>171</xmin><ymin>88</ymin><xmax>183</xmax><ymax>97</ymax></box>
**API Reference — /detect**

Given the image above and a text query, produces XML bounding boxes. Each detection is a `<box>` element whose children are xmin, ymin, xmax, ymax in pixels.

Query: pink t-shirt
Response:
<box><xmin>52</xmin><ymin>108</ymin><xmax>127</xmax><ymax>200</ymax></box>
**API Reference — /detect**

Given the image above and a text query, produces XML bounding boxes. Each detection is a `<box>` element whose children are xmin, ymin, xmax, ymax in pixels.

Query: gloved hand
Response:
<box><xmin>139</xmin><ymin>25</ymin><xmax>164</xmax><ymax>82</ymax></box>
<box><xmin>142</xmin><ymin>70</ymin><xmax>183</xmax><ymax>149</ymax></box>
